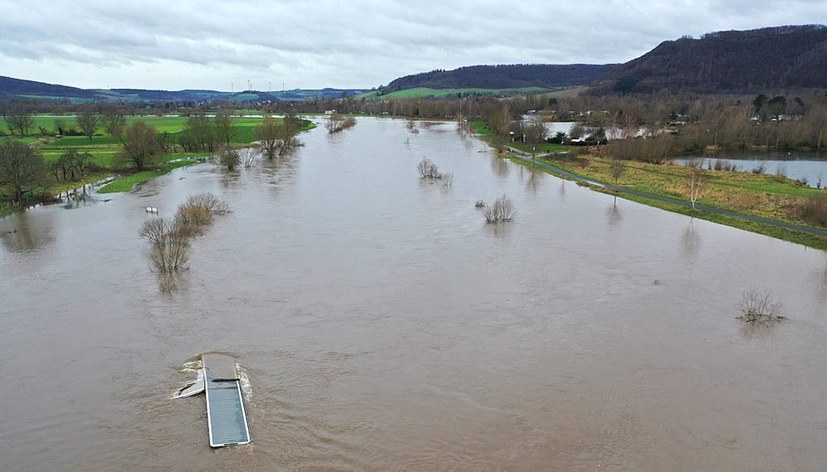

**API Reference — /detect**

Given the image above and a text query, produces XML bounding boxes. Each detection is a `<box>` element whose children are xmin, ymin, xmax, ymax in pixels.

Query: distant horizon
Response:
<box><xmin>5</xmin><ymin>62</ymin><xmax>620</xmax><ymax>93</ymax></box>
<box><xmin>2</xmin><ymin>1</ymin><xmax>826</xmax><ymax>90</ymax></box>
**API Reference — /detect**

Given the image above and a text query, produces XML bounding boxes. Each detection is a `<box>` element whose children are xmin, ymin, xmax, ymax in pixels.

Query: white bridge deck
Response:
<box><xmin>202</xmin><ymin>354</ymin><xmax>251</xmax><ymax>447</ymax></box>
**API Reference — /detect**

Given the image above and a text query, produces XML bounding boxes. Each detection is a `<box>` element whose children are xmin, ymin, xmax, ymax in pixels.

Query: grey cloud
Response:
<box><xmin>1</xmin><ymin>0</ymin><xmax>826</xmax><ymax>89</ymax></box>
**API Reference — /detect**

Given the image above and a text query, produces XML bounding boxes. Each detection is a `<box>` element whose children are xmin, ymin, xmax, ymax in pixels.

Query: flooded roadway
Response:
<box><xmin>1</xmin><ymin>118</ymin><xmax>826</xmax><ymax>471</ymax></box>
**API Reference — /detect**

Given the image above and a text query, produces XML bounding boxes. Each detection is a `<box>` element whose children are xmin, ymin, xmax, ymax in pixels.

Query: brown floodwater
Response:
<box><xmin>2</xmin><ymin>118</ymin><xmax>827</xmax><ymax>471</ymax></box>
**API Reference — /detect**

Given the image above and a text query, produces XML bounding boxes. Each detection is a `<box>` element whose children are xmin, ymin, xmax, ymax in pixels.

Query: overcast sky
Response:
<box><xmin>2</xmin><ymin>0</ymin><xmax>826</xmax><ymax>91</ymax></box>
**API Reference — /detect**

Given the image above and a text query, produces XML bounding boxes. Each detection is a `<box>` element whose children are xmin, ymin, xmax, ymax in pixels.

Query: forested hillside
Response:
<box><xmin>381</xmin><ymin>64</ymin><xmax>618</xmax><ymax>92</ymax></box>
<box><xmin>0</xmin><ymin>76</ymin><xmax>367</xmax><ymax>103</ymax></box>
<box><xmin>595</xmin><ymin>25</ymin><xmax>827</xmax><ymax>94</ymax></box>
<box><xmin>0</xmin><ymin>76</ymin><xmax>99</xmax><ymax>100</ymax></box>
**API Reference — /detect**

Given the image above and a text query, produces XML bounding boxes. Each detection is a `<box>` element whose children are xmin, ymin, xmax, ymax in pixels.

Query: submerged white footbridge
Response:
<box><xmin>174</xmin><ymin>354</ymin><xmax>251</xmax><ymax>448</ymax></box>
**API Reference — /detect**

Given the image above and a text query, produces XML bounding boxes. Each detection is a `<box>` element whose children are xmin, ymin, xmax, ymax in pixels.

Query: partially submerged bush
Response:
<box><xmin>219</xmin><ymin>147</ymin><xmax>240</xmax><ymax>171</ymax></box>
<box><xmin>751</xmin><ymin>162</ymin><xmax>768</xmax><ymax>174</ymax></box>
<box><xmin>185</xmin><ymin>193</ymin><xmax>230</xmax><ymax>215</ymax></box>
<box><xmin>483</xmin><ymin>195</ymin><xmax>515</xmax><ymax>223</ymax></box>
<box><xmin>140</xmin><ymin>193</ymin><xmax>229</xmax><ymax>273</ymax></box>
<box><xmin>417</xmin><ymin>158</ymin><xmax>441</xmax><ymax>179</ymax></box>
<box><xmin>737</xmin><ymin>289</ymin><xmax>785</xmax><ymax>323</ymax></box>
<box><xmin>175</xmin><ymin>204</ymin><xmax>213</xmax><ymax>233</ymax></box>
<box><xmin>325</xmin><ymin>114</ymin><xmax>357</xmax><ymax>133</ymax></box>
<box><xmin>417</xmin><ymin>158</ymin><xmax>453</xmax><ymax>185</ymax></box>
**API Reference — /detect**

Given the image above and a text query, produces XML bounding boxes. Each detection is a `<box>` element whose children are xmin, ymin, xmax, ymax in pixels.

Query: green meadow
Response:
<box><xmin>1</xmin><ymin>114</ymin><xmax>312</xmax><ymax>208</ymax></box>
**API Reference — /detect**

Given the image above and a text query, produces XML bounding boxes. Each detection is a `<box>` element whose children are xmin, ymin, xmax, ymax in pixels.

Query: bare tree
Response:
<box><xmin>119</xmin><ymin>121</ymin><xmax>163</xmax><ymax>170</ymax></box>
<box><xmin>609</xmin><ymin>158</ymin><xmax>627</xmax><ymax>184</ymax></box>
<box><xmin>181</xmin><ymin>111</ymin><xmax>215</xmax><ymax>152</ymax></box>
<box><xmin>240</xmin><ymin>147</ymin><xmax>257</xmax><ymax>168</ymax></box>
<box><xmin>76</xmin><ymin>110</ymin><xmax>99</xmax><ymax>142</ymax></box>
<box><xmin>524</xmin><ymin>115</ymin><xmax>547</xmax><ymax>144</ymax></box>
<box><xmin>140</xmin><ymin>217</ymin><xmax>190</xmax><ymax>273</ymax></box>
<box><xmin>100</xmin><ymin>108</ymin><xmax>126</xmax><ymax>137</ymax></box>
<box><xmin>254</xmin><ymin>116</ymin><xmax>281</xmax><ymax>159</ymax></box>
<box><xmin>50</xmin><ymin>149</ymin><xmax>91</xmax><ymax>182</ymax></box>
<box><xmin>214</xmin><ymin>108</ymin><xmax>234</xmax><ymax>147</ymax></box>
<box><xmin>275</xmin><ymin>114</ymin><xmax>301</xmax><ymax>155</ymax></box>
<box><xmin>687</xmin><ymin>168</ymin><xmax>706</xmax><ymax>210</ymax></box>
<box><xmin>0</xmin><ymin>141</ymin><xmax>48</xmax><ymax>202</ymax></box>
<box><xmin>6</xmin><ymin>108</ymin><xmax>34</xmax><ymax>137</ymax></box>
<box><xmin>483</xmin><ymin>195</ymin><xmax>516</xmax><ymax>223</ymax></box>
<box><xmin>139</xmin><ymin>193</ymin><xmax>229</xmax><ymax>273</ymax></box>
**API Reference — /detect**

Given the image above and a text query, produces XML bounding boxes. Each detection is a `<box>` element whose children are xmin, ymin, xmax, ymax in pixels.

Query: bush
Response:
<box><xmin>794</xmin><ymin>194</ymin><xmax>827</xmax><ymax>226</ymax></box>
<box><xmin>185</xmin><ymin>193</ymin><xmax>229</xmax><ymax>214</ymax></box>
<box><xmin>483</xmin><ymin>195</ymin><xmax>515</xmax><ymax>223</ymax></box>
<box><xmin>417</xmin><ymin>158</ymin><xmax>441</xmax><ymax>179</ymax></box>
<box><xmin>751</xmin><ymin>162</ymin><xmax>768</xmax><ymax>174</ymax></box>
<box><xmin>175</xmin><ymin>204</ymin><xmax>213</xmax><ymax>233</ymax></box>
<box><xmin>325</xmin><ymin>114</ymin><xmax>357</xmax><ymax>133</ymax></box>
<box><xmin>737</xmin><ymin>289</ymin><xmax>785</xmax><ymax>323</ymax></box>
<box><xmin>219</xmin><ymin>147</ymin><xmax>240</xmax><ymax>171</ymax></box>
<box><xmin>712</xmin><ymin>159</ymin><xmax>738</xmax><ymax>171</ymax></box>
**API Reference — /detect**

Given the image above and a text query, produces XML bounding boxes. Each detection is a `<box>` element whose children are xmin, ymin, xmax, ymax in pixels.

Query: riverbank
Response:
<box><xmin>490</xmin><ymin>142</ymin><xmax>827</xmax><ymax>250</ymax></box>
<box><xmin>460</xmin><ymin>118</ymin><xmax>824</xmax><ymax>250</ymax></box>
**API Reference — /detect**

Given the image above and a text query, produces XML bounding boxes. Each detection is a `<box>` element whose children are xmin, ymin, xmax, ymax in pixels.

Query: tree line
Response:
<box><xmin>0</xmin><ymin>110</ymin><xmax>303</xmax><ymax>205</ymax></box>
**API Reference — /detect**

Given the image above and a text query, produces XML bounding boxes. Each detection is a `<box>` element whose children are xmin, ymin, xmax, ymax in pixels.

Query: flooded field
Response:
<box><xmin>1</xmin><ymin>118</ymin><xmax>826</xmax><ymax>471</ymax></box>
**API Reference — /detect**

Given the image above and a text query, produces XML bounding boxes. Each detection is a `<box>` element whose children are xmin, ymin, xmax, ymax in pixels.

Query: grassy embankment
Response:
<box><xmin>0</xmin><ymin>115</ymin><xmax>314</xmax><ymax>217</ymax></box>
<box><xmin>469</xmin><ymin>120</ymin><xmax>827</xmax><ymax>250</ymax></box>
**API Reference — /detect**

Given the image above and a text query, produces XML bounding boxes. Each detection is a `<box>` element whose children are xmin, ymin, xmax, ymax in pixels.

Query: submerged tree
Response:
<box><xmin>140</xmin><ymin>193</ymin><xmax>229</xmax><ymax>274</ymax></box>
<box><xmin>253</xmin><ymin>116</ymin><xmax>282</xmax><ymax>159</ymax></box>
<box><xmin>140</xmin><ymin>217</ymin><xmax>191</xmax><ymax>273</ymax></box>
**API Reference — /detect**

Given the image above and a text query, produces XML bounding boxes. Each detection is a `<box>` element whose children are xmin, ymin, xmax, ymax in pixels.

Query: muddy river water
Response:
<box><xmin>2</xmin><ymin>118</ymin><xmax>826</xmax><ymax>471</ymax></box>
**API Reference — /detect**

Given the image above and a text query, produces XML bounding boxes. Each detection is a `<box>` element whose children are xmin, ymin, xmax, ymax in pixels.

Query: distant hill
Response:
<box><xmin>594</xmin><ymin>25</ymin><xmax>827</xmax><ymax>94</ymax></box>
<box><xmin>381</xmin><ymin>64</ymin><xmax>618</xmax><ymax>93</ymax></box>
<box><xmin>0</xmin><ymin>76</ymin><xmax>368</xmax><ymax>103</ymax></box>
<box><xmin>0</xmin><ymin>76</ymin><xmax>99</xmax><ymax>100</ymax></box>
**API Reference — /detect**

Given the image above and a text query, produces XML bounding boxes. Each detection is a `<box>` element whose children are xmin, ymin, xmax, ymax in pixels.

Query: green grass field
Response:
<box><xmin>1</xmin><ymin>114</ymin><xmax>315</xmax><ymax>212</ymax></box>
